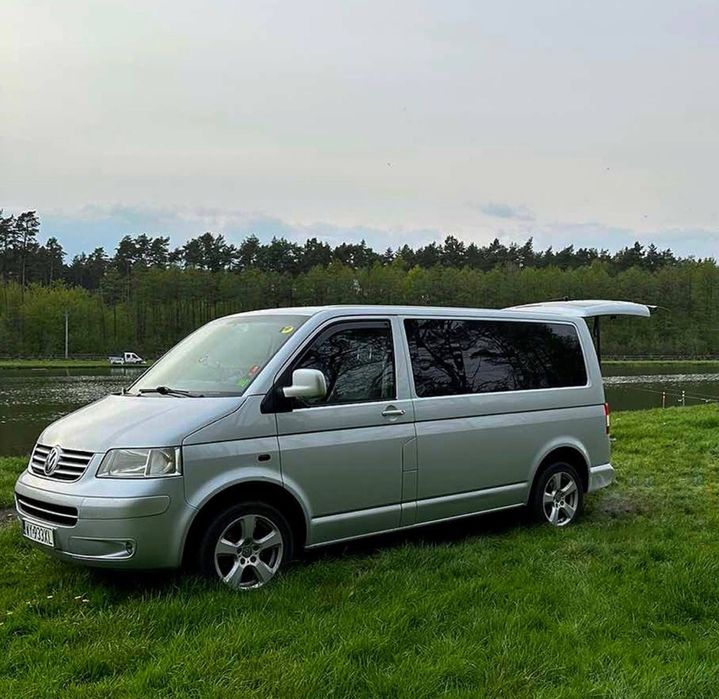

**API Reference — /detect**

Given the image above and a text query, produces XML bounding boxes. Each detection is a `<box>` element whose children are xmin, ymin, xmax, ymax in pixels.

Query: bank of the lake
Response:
<box><xmin>2</xmin><ymin>357</ymin><xmax>718</xmax><ymax>369</ymax></box>
<box><xmin>2</xmin><ymin>405</ymin><xmax>719</xmax><ymax>696</ymax></box>
<box><xmin>0</xmin><ymin>357</ymin><xmax>717</xmax><ymax>371</ymax></box>
<box><xmin>605</xmin><ymin>359</ymin><xmax>719</xmax><ymax>366</ymax></box>
<box><xmin>2</xmin><ymin>357</ymin><xmax>719</xmax><ymax>369</ymax></box>
<box><xmin>0</xmin><ymin>359</ymin><xmax>154</xmax><ymax>369</ymax></box>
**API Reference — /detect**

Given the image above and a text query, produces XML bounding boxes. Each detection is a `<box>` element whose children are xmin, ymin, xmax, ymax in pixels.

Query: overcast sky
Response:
<box><xmin>2</xmin><ymin>1</ymin><xmax>718</xmax><ymax>257</ymax></box>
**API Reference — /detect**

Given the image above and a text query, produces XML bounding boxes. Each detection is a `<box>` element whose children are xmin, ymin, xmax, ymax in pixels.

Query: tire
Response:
<box><xmin>530</xmin><ymin>462</ymin><xmax>583</xmax><ymax>527</ymax></box>
<box><xmin>197</xmin><ymin>501</ymin><xmax>294</xmax><ymax>590</ymax></box>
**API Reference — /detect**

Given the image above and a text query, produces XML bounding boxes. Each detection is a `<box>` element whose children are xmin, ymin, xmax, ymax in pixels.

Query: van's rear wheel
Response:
<box><xmin>198</xmin><ymin>502</ymin><xmax>293</xmax><ymax>590</ymax></box>
<box><xmin>531</xmin><ymin>463</ymin><xmax>583</xmax><ymax>527</ymax></box>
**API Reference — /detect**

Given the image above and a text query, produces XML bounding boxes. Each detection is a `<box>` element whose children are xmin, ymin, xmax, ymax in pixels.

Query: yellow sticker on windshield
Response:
<box><xmin>280</xmin><ymin>326</ymin><xmax>294</xmax><ymax>334</ymax></box>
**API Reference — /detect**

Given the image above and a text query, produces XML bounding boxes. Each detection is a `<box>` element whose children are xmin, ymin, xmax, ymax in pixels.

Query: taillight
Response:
<box><xmin>604</xmin><ymin>403</ymin><xmax>611</xmax><ymax>435</ymax></box>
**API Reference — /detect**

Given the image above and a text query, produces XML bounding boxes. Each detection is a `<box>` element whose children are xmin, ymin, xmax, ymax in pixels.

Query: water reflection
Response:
<box><xmin>2</xmin><ymin>364</ymin><xmax>719</xmax><ymax>457</ymax></box>
<box><xmin>0</xmin><ymin>367</ymin><xmax>145</xmax><ymax>456</ymax></box>
<box><xmin>602</xmin><ymin>363</ymin><xmax>719</xmax><ymax>412</ymax></box>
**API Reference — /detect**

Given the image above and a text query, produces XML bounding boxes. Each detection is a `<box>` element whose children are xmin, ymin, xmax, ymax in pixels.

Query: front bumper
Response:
<box><xmin>587</xmin><ymin>462</ymin><xmax>615</xmax><ymax>492</ymax></box>
<box><xmin>14</xmin><ymin>469</ymin><xmax>196</xmax><ymax>569</ymax></box>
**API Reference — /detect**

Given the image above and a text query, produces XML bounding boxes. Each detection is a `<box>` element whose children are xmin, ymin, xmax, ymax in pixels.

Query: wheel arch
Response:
<box><xmin>528</xmin><ymin>443</ymin><xmax>590</xmax><ymax>502</ymax></box>
<box><xmin>182</xmin><ymin>480</ymin><xmax>309</xmax><ymax>568</ymax></box>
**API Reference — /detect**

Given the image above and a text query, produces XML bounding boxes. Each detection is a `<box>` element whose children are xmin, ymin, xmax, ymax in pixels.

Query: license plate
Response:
<box><xmin>22</xmin><ymin>520</ymin><xmax>55</xmax><ymax>548</ymax></box>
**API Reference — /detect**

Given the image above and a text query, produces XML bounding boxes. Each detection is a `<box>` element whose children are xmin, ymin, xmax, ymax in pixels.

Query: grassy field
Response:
<box><xmin>2</xmin><ymin>407</ymin><xmax>719</xmax><ymax>697</ymax></box>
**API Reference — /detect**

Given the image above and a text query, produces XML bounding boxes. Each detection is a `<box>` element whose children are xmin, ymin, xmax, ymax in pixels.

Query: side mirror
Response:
<box><xmin>282</xmin><ymin>369</ymin><xmax>327</xmax><ymax>400</ymax></box>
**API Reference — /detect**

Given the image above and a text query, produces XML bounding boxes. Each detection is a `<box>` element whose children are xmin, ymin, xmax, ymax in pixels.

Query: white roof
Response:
<box><xmin>228</xmin><ymin>300</ymin><xmax>654</xmax><ymax>322</ymax></box>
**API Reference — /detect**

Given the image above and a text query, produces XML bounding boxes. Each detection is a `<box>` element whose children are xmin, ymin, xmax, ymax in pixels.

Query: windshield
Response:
<box><xmin>130</xmin><ymin>314</ymin><xmax>308</xmax><ymax>396</ymax></box>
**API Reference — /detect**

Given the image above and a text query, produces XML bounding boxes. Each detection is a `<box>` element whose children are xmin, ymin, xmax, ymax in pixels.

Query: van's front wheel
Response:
<box><xmin>198</xmin><ymin>502</ymin><xmax>293</xmax><ymax>590</ymax></box>
<box><xmin>531</xmin><ymin>463</ymin><xmax>583</xmax><ymax>527</ymax></box>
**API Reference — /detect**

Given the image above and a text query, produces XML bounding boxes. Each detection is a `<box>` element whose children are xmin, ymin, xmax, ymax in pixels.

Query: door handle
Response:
<box><xmin>382</xmin><ymin>407</ymin><xmax>406</xmax><ymax>418</ymax></box>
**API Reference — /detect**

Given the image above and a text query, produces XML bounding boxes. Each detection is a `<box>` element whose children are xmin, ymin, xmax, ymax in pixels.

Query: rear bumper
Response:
<box><xmin>14</xmin><ymin>472</ymin><xmax>195</xmax><ymax>569</ymax></box>
<box><xmin>588</xmin><ymin>462</ymin><xmax>615</xmax><ymax>492</ymax></box>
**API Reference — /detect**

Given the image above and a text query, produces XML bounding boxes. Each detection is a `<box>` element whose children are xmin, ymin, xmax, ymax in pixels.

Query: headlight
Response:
<box><xmin>97</xmin><ymin>447</ymin><xmax>182</xmax><ymax>478</ymax></box>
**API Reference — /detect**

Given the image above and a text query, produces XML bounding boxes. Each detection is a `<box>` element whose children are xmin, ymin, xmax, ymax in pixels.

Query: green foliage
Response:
<box><xmin>0</xmin><ymin>211</ymin><xmax>715</xmax><ymax>356</ymax></box>
<box><xmin>1</xmin><ymin>259</ymin><xmax>718</xmax><ymax>356</ymax></box>
<box><xmin>2</xmin><ymin>407</ymin><xmax>719</xmax><ymax>696</ymax></box>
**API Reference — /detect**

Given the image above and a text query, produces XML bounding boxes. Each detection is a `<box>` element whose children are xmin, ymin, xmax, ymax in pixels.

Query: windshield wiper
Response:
<box><xmin>138</xmin><ymin>386</ymin><xmax>203</xmax><ymax>398</ymax></box>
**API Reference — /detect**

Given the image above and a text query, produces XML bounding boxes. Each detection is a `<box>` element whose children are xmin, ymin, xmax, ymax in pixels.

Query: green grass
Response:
<box><xmin>0</xmin><ymin>458</ymin><xmax>24</xmax><ymax>509</ymax></box>
<box><xmin>2</xmin><ymin>407</ymin><xmax>719</xmax><ymax>697</ymax></box>
<box><xmin>604</xmin><ymin>358</ymin><xmax>719</xmax><ymax>366</ymax></box>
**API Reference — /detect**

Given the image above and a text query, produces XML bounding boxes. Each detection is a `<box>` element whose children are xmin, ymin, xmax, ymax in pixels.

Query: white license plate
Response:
<box><xmin>22</xmin><ymin>520</ymin><xmax>55</xmax><ymax>548</ymax></box>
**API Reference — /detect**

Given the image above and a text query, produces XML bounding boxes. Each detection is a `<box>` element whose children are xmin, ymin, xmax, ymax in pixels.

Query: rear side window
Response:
<box><xmin>404</xmin><ymin>318</ymin><xmax>587</xmax><ymax>398</ymax></box>
<box><xmin>292</xmin><ymin>322</ymin><xmax>396</xmax><ymax>406</ymax></box>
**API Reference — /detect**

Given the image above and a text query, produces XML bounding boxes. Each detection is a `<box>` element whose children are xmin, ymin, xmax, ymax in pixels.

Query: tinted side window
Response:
<box><xmin>294</xmin><ymin>323</ymin><xmax>395</xmax><ymax>405</ymax></box>
<box><xmin>404</xmin><ymin>318</ymin><xmax>586</xmax><ymax>398</ymax></box>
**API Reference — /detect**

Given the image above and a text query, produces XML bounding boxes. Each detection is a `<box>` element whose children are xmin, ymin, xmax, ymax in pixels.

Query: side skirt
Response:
<box><xmin>305</xmin><ymin>502</ymin><xmax>525</xmax><ymax>550</ymax></box>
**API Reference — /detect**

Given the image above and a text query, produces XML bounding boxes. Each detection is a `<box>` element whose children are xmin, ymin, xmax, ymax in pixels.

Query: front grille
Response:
<box><xmin>29</xmin><ymin>444</ymin><xmax>94</xmax><ymax>482</ymax></box>
<box><xmin>16</xmin><ymin>493</ymin><xmax>78</xmax><ymax>526</ymax></box>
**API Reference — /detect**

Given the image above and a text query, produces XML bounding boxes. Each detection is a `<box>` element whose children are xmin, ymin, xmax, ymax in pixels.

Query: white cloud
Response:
<box><xmin>39</xmin><ymin>205</ymin><xmax>443</xmax><ymax>256</ymax></box>
<box><xmin>471</xmin><ymin>202</ymin><xmax>534</xmax><ymax>221</ymax></box>
<box><xmin>29</xmin><ymin>204</ymin><xmax>719</xmax><ymax>261</ymax></box>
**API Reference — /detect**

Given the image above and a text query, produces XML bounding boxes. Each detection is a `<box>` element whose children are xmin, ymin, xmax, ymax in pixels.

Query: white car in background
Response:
<box><xmin>108</xmin><ymin>351</ymin><xmax>145</xmax><ymax>366</ymax></box>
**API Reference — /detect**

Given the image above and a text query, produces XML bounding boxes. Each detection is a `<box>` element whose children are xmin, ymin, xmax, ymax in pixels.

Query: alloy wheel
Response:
<box><xmin>542</xmin><ymin>471</ymin><xmax>579</xmax><ymax>527</ymax></box>
<box><xmin>214</xmin><ymin>514</ymin><xmax>284</xmax><ymax>589</ymax></box>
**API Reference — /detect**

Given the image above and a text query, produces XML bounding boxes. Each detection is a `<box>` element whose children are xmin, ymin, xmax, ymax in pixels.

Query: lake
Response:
<box><xmin>2</xmin><ymin>363</ymin><xmax>719</xmax><ymax>456</ymax></box>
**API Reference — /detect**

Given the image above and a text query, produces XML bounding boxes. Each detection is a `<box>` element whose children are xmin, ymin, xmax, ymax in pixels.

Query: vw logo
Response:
<box><xmin>44</xmin><ymin>447</ymin><xmax>61</xmax><ymax>476</ymax></box>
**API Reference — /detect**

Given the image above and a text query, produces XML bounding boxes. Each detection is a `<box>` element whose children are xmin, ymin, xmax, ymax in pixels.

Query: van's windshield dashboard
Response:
<box><xmin>129</xmin><ymin>315</ymin><xmax>308</xmax><ymax>397</ymax></box>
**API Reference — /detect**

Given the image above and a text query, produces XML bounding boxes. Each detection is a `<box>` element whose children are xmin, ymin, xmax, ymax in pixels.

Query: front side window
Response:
<box><xmin>405</xmin><ymin>318</ymin><xmax>587</xmax><ymax>398</ymax></box>
<box><xmin>292</xmin><ymin>322</ymin><xmax>395</xmax><ymax>406</ymax></box>
<box><xmin>131</xmin><ymin>315</ymin><xmax>308</xmax><ymax>396</ymax></box>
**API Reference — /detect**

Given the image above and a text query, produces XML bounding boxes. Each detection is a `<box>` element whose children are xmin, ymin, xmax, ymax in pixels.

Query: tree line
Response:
<box><xmin>0</xmin><ymin>210</ymin><xmax>716</xmax><ymax>357</ymax></box>
<box><xmin>1</xmin><ymin>210</ymin><xmax>683</xmax><ymax>288</ymax></box>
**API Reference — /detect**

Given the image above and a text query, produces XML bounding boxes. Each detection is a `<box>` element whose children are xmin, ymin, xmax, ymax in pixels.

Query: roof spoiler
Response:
<box><xmin>505</xmin><ymin>299</ymin><xmax>654</xmax><ymax>319</ymax></box>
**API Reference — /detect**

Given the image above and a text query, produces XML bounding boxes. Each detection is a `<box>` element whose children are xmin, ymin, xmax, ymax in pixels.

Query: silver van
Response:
<box><xmin>15</xmin><ymin>300</ymin><xmax>650</xmax><ymax>590</ymax></box>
